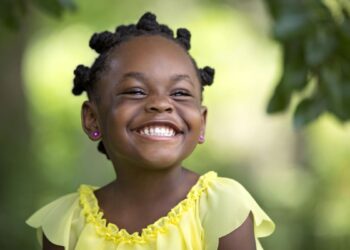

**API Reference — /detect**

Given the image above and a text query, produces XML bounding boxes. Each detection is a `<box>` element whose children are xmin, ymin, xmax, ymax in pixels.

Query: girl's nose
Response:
<box><xmin>145</xmin><ymin>95</ymin><xmax>173</xmax><ymax>113</ymax></box>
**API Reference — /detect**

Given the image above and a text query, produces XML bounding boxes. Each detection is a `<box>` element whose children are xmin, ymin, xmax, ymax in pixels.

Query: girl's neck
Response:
<box><xmin>106</xmin><ymin>165</ymin><xmax>198</xmax><ymax>204</ymax></box>
<box><xmin>117</xmin><ymin>167</ymin><xmax>180</xmax><ymax>199</ymax></box>
<box><xmin>93</xmin><ymin>166</ymin><xmax>199</xmax><ymax>234</ymax></box>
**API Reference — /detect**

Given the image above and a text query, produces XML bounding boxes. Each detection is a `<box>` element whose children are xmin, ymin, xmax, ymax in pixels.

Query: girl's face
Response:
<box><xmin>82</xmin><ymin>35</ymin><xmax>207</xmax><ymax>170</ymax></box>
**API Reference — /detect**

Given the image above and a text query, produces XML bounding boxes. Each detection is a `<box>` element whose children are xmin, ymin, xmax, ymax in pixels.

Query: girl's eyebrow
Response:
<box><xmin>119</xmin><ymin>72</ymin><xmax>194</xmax><ymax>86</ymax></box>
<box><xmin>170</xmin><ymin>74</ymin><xmax>194</xmax><ymax>86</ymax></box>
<box><xmin>120</xmin><ymin>72</ymin><xmax>148</xmax><ymax>83</ymax></box>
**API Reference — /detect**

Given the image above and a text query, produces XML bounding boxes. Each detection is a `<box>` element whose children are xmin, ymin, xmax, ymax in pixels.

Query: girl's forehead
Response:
<box><xmin>106</xmin><ymin>35</ymin><xmax>198</xmax><ymax>78</ymax></box>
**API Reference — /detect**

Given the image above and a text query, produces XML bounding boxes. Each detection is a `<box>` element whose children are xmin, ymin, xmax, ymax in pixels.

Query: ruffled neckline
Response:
<box><xmin>78</xmin><ymin>171</ymin><xmax>217</xmax><ymax>244</ymax></box>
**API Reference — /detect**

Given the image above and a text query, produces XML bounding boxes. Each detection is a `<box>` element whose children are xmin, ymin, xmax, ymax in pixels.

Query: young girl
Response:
<box><xmin>26</xmin><ymin>12</ymin><xmax>275</xmax><ymax>250</ymax></box>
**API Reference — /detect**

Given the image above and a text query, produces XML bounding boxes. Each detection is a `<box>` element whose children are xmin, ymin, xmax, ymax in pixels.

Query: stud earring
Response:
<box><xmin>198</xmin><ymin>135</ymin><xmax>205</xmax><ymax>144</ymax></box>
<box><xmin>91</xmin><ymin>130</ymin><xmax>100</xmax><ymax>139</ymax></box>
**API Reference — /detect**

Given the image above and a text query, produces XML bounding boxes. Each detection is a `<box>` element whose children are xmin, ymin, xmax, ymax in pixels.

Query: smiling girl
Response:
<box><xmin>26</xmin><ymin>12</ymin><xmax>275</xmax><ymax>250</ymax></box>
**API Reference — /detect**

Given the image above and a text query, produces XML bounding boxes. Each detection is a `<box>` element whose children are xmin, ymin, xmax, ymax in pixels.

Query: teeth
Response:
<box><xmin>138</xmin><ymin>126</ymin><xmax>176</xmax><ymax>137</ymax></box>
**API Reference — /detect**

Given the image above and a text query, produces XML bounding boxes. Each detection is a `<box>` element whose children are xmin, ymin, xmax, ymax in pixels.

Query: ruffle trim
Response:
<box><xmin>78</xmin><ymin>171</ymin><xmax>217</xmax><ymax>244</ymax></box>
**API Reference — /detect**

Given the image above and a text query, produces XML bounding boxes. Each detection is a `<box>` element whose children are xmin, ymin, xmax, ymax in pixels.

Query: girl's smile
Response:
<box><xmin>82</xmin><ymin>35</ymin><xmax>207</xmax><ymax>170</ymax></box>
<box><xmin>132</xmin><ymin>120</ymin><xmax>182</xmax><ymax>140</ymax></box>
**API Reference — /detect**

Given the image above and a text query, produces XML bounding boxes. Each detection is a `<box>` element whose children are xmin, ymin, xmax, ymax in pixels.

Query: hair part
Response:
<box><xmin>72</xmin><ymin>12</ymin><xmax>215</xmax><ymax>159</ymax></box>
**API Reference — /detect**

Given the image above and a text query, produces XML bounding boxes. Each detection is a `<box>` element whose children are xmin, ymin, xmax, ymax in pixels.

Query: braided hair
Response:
<box><xmin>72</xmin><ymin>12</ymin><xmax>215</xmax><ymax>159</ymax></box>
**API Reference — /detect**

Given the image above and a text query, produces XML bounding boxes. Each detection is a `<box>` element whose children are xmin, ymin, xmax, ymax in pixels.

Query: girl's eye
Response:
<box><xmin>122</xmin><ymin>88</ymin><xmax>146</xmax><ymax>96</ymax></box>
<box><xmin>171</xmin><ymin>90</ymin><xmax>192</xmax><ymax>97</ymax></box>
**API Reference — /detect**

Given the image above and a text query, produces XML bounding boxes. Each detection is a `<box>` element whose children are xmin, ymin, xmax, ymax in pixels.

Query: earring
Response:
<box><xmin>198</xmin><ymin>135</ymin><xmax>205</xmax><ymax>144</ymax></box>
<box><xmin>91</xmin><ymin>130</ymin><xmax>101</xmax><ymax>139</ymax></box>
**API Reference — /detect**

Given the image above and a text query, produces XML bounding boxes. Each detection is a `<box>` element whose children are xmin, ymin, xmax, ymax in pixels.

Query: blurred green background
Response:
<box><xmin>1</xmin><ymin>0</ymin><xmax>350</xmax><ymax>249</ymax></box>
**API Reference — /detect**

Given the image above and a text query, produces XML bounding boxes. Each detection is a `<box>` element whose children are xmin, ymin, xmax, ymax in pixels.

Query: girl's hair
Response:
<box><xmin>72</xmin><ymin>12</ymin><xmax>215</xmax><ymax>159</ymax></box>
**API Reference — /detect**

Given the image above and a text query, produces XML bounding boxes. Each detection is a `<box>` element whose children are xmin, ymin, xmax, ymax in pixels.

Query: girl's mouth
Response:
<box><xmin>137</xmin><ymin>125</ymin><xmax>176</xmax><ymax>137</ymax></box>
<box><xmin>132</xmin><ymin>121</ymin><xmax>183</xmax><ymax>139</ymax></box>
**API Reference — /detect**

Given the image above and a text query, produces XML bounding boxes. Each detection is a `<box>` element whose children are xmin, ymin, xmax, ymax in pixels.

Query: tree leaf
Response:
<box><xmin>293</xmin><ymin>96</ymin><xmax>326</xmax><ymax>128</ymax></box>
<box><xmin>305</xmin><ymin>28</ymin><xmax>337</xmax><ymax>67</ymax></box>
<box><xmin>283</xmin><ymin>62</ymin><xmax>308</xmax><ymax>91</ymax></box>
<box><xmin>338</xmin><ymin>9</ymin><xmax>350</xmax><ymax>60</ymax></box>
<box><xmin>267</xmin><ymin>41</ymin><xmax>308</xmax><ymax>114</ymax></box>
<box><xmin>32</xmin><ymin>0</ymin><xmax>64</xmax><ymax>18</ymax></box>
<box><xmin>320</xmin><ymin>65</ymin><xmax>343</xmax><ymax>116</ymax></box>
<box><xmin>283</xmin><ymin>41</ymin><xmax>308</xmax><ymax>91</ymax></box>
<box><xmin>58</xmin><ymin>0</ymin><xmax>76</xmax><ymax>11</ymax></box>
<box><xmin>274</xmin><ymin>11</ymin><xmax>311</xmax><ymax>40</ymax></box>
<box><xmin>267</xmin><ymin>79</ymin><xmax>292</xmax><ymax>113</ymax></box>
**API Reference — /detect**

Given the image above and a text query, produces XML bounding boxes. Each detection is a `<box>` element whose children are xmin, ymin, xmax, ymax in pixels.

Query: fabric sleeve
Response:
<box><xmin>26</xmin><ymin>193</ymin><xmax>83</xmax><ymax>249</ymax></box>
<box><xmin>199</xmin><ymin>177</ymin><xmax>275</xmax><ymax>250</ymax></box>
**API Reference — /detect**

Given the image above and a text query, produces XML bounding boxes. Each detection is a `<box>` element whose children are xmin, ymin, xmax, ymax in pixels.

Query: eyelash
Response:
<box><xmin>122</xmin><ymin>88</ymin><xmax>146</xmax><ymax>96</ymax></box>
<box><xmin>171</xmin><ymin>90</ymin><xmax>192</xmax><ymax>97</ymax></box>
<box><xmin>120</xmin><ymin>88</ymin><xmax>192</xmax><ymax>98</ymax></box>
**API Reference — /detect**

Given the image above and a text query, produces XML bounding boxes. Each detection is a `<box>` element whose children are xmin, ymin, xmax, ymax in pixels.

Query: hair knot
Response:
<box><xmin>72</xmin><ymin>65</ymin><xmax>90</xmax><ymax>95</ymax></box>
<box><xmin>199</xmin><ymin>66</ymin><xmax>215</xmax><ymax>86</ymax></box>
<box><xmin>89</xmin><ymin>31</ymin><xmax>119</xmax><ymax>54</ymax></box>
<box><xmin>116</xmin><ymin>24</ymin><xmax>138</xmax><ymax>37</ymax></box>
<box><xmin>115</xmin><ymin>25</ymin><xmax>128</xmax><ymax>36</ymax></box>
<box><xmin>137</xmin><ymin>12</ymin><xmax>159</xmax><ymax>31</ymax></box>
<box><xmin>176</xmin><ymin>28</ymin><xmax>191</xmax><ymax>50</ymax></box>
<box><xmin>159</xmin><ymin>24</ymin><xmax>174</xmax><ymax>37</ymax></box>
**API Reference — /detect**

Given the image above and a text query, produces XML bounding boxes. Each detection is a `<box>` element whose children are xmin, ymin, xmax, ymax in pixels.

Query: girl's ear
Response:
<box><xmin>199</xmin><ymin>106</ymin><xmax>207</xmax><ymax>144</ymax></box>
<box><xmin>81</xmin><ymin>100</ymin><xmax>101</xmax><ymax>141</ymax></box>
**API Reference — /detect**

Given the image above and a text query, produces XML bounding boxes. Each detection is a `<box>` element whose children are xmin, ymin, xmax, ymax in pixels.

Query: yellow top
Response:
<box><xmin>26</xmin><ymin>171</ymin><xmax>275</xmax><ymax>250</ymax></box>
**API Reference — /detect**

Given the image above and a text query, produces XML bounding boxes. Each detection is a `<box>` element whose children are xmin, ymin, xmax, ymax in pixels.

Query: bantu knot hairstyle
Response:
<box><xmin>199</xmin><ymin>66</ymin><xmax>215</xmax><ymax>86</ymax></box>
<box><xmin>72</xmin><ymin>11</ymin><xmax>215</xmax><ymax>159</ymax></box>
<box><xmin>72</xmin><ymin>65</ymin><xmax>90</xmax><ymax>95</ymax></box>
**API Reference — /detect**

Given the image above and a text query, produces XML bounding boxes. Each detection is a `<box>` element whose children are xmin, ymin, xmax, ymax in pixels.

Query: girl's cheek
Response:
<box><xmin>177</xmin><ymin>106</ymin><xmax>203</xmax><ymax>122</ymax></box>
<box><xmin>174</xmin><ymin>99</ymin><xmax>199</xmax><ymax>107</ymax></box>
<box><xmin>176</xmin><ymin>102</ymin><xmax>202</xmax><ymax>113</ymax></box>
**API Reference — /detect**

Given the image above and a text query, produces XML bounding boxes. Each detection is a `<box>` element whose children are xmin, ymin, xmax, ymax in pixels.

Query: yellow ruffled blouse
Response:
<box><xmin>26</xmin><ymin>171</ymin><xmax>275</xmax><ymax>250</ymax></box>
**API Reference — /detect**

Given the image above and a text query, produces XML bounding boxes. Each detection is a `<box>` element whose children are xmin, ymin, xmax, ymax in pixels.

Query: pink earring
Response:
<box><xmin>198</xmin><ymin>135</ymin><xmax>205</xmax><ymax>144</ymax></box>
<box><xmin>91</xmin><ymin>131</ymin><xmax>100</xmax><ymax>139</ymax></box>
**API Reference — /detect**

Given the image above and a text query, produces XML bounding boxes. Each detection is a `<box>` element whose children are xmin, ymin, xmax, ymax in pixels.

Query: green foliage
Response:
<box><xmin>32</xmin><ymin>0</ymin><xmax>76</xmax><ymax>17</ymax></box>
<box><xmin>266</xmin><ymin>0</ymin><xmax>350</xmax><ymax>127</ymax></box>
<box><xmin>0</xmin><ymin>0</ymin><xmax>76</xmax><ymax>29</ymax></box>
<box><xmin>0</xmin><ymin>0</ymin><xmax>26</xmax><ymax>29</ymax></box>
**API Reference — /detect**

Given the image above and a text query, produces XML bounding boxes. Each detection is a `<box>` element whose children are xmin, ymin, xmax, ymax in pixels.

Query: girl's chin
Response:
<box><xmin>136</xmin><ymin>157</ymin><xmax>182</xmax><ymax>170</ymax></box>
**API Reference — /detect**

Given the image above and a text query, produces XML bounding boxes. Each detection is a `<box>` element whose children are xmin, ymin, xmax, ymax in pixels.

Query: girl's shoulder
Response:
<box><xmin>199</xmin><ymin>172</ymin><xmax>275</xmax><ymax>249</ymax></box>
<box><xmin>26</xmin><ymin>188</ymin><xmax>85</xmax><ymax>248</ymax></box>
